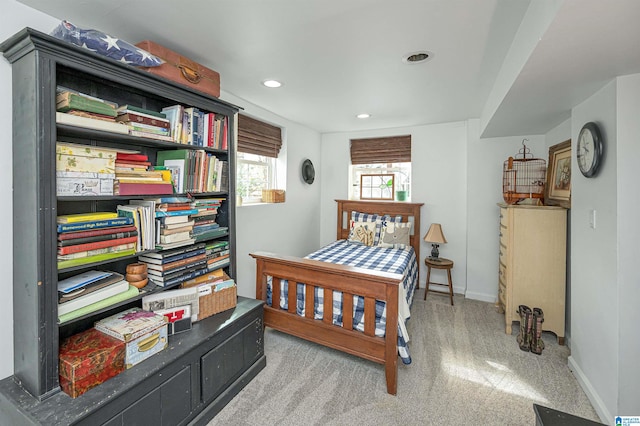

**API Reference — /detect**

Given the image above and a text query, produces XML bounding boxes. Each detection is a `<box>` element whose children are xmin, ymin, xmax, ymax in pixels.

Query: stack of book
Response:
<box><xmin>117</xmin><ymin>201</ymin><xmax>156</xmax><ymax>252</ymax></box>
<box><xmin>138</xmin><ymin>243</ymin><xmax>209</xmax><ymax>288</ymax></box>
<box><xmin>56</xmin><ymin>88</ymin><xmax>118</xmax><ymax>122</ymax></box>
<box><xmin>116</xmin><ymin>105</ymin><xmax>173</xmax><ymax>142</ymax></box>
<box><xmin>57</xmin><ymin>270</ymin><xmax>136</xmax><ymax>322</ymax></box>
<box><xmin>114</xmin><ymin>152</ymin><xmax>174</xmax><ymax>196</ymax></box>
<box><xmin>57</xmin><ymin>213</ymin><xmax>137</xmax><ymax>269</ymax></box>
<box><xmin>153</xmin><ymin>197</ymin><xmax>198</xmax><ymax>250</ymax></box>
<box><xmin>191</xmin><ymin>198</ymin><xmax>227</xmax><ymax>241</ymax></box>
<box><xmin>205</xmin><ymin>241</ymin><xmax>230</xmax><ymax>270</ymax></box>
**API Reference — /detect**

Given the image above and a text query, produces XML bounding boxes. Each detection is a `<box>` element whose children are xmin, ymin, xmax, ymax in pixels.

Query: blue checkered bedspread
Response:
<box><xmin>266</xmin><ymin>240</ymin><xmax>418</xmax><ymax>364</ymax></box>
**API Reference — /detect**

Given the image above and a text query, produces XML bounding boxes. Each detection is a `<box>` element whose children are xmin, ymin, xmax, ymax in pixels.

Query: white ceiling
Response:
<box><xmin>16</xmin><ymin>0</ymin><xmax>640</xmax><ymax>136</ymax></box>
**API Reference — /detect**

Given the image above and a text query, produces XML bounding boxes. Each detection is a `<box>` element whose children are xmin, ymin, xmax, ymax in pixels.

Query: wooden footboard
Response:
<box><xmin>251</xmin><ymin>251</ymin><xmax>402</xmax><ymax>395</ymax></box>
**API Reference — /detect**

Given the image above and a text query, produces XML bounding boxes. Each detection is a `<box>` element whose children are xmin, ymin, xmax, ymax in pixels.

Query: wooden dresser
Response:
<box><xmin>497</xmin><ymin>203</ymin><xmax>567</xmax><ymax>344</ymax></box>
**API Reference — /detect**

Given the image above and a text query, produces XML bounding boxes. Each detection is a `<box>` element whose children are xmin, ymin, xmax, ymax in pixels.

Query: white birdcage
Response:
<box><xmin>502</xmin><ymin>140</ymin><xmax>546</xmax><ymax>205</ymax></box>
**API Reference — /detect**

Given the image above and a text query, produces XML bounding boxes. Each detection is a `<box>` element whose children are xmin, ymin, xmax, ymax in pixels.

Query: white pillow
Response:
<box><xmin>378</xmin><ymin>222</ymin><xmax>411</xmax><ymax>248</ymax></box>
<box><xmin>347</xmin><ymin>219</ymin><xmax>376</xmax><ymax>246</ymax></box>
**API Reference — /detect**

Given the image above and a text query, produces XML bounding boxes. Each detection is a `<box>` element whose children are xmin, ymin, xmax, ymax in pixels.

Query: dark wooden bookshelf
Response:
<box><xmin>0</xmin><ymin>27</ymin><xmax>263</xmax><ymax>425</ymax></box>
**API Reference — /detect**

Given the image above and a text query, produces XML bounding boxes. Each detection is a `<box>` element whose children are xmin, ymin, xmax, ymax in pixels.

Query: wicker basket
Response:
<box><xmin>261</xmin><ymin>189</ymin><xmax>285</xmax><ymax>203</ymax></box>
<box><xmin>181</xmin><ymin>273</ymin><xmax>237</xmax><ymax>321</ymax></box>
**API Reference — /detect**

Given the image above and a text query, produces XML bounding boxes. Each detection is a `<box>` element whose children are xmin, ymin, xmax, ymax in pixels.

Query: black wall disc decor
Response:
<box><xmin>302</xmin><ymin>159</ymin><xmax>315</xmax><ymax>184</ymax></box>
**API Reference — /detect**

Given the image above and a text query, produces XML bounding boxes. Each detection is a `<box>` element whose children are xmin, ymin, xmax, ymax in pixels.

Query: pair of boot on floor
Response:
<box><xmin>516</xmin><ymin>305</ymin><xmax>545</xmax><ymax>355</ymax></box>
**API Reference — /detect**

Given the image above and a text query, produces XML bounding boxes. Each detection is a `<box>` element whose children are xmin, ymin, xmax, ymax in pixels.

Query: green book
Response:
<box><xmin>56</xmin><ymin>92</ymin><xmax>117</xmax><ymax>117</ymax></box>
<box><xmin>58</xmin><ymin>285</ymin><xmax>139</xmax><ymax>324</ymax></box>
<box><xmin>117</xmin><ymin>105</ymin><xmax>167</xmax><ymax>119</ymax></box>
<box><xmin>57</xmin><ymin>249</ymin><xmax>136</xmax><ymax>270</ymax></box>
<box><xmin>156</xmin><ymin>149</ymin><xmax>192</xmax><ymax>193</ymax></box>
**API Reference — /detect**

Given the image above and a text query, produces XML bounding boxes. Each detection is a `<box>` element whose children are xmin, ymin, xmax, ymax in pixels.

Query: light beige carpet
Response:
<box><xmin>209</xmin><ymin>291</ymin><xmax>600</xmax><ymax>425</ymax></box>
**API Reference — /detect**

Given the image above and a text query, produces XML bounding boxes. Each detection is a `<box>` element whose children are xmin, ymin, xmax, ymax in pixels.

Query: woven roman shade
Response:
<box><xmin>237</xmin><ymin>114</ymin><xmax>282</xmax><ymax>158</ymax></box>
<box><xmin>350</xmin><ymin>135</ymin><xmax>411</xmax><ymax>164</ymax></box>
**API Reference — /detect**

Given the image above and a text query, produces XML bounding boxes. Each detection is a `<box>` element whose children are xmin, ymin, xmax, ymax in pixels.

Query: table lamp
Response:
<box><xmin>424</xmin><ymin>223</ymin><xmax>447</xmax><ymax>261</ymax></box>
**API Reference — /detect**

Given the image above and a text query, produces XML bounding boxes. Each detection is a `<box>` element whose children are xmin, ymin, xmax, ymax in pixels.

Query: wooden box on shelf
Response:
<box><xmin>59</xmin><ymin>328</ymin><xmax>125</xmax><ymax>398</ymax></box>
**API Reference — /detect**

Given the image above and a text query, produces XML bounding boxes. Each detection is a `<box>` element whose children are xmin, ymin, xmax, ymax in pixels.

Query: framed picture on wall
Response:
<box><xmin>545</xmin><ymin>139</ymin><xmax>571</xmax><ymax>208</ymax></box>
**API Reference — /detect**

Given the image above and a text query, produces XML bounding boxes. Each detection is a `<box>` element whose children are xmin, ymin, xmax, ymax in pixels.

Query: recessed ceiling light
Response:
<box><xmin>356</xmin><ymin>113</ymin><xmax>371</xmax><ymax>119</ymax></box>
<box><xmin>262</xmin><ymin>79</ymin><xmax>282</xmax><ymax>88</ymax></box>
<box><xmin>402</xmin><ymin>51</ymin><xmax>433</xmax><ymax>64</ymax></box>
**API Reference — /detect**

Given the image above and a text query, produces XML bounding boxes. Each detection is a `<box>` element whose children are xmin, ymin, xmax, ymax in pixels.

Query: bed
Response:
<box><xmin>251</xmin><ymin>199</ymin><xmax>423</xmax><ymax>395</ymax></box>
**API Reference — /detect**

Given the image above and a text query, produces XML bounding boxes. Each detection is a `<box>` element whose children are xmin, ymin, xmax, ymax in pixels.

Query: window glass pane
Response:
<box><xmin>350</xmin><ymin>162</ymin><xmax>411</xmax><ymax>200</ymax></box>
<box><xmin>237</xmin><ymin>152</ymin><xmax>274</xmax><ymax>203</ymax></box>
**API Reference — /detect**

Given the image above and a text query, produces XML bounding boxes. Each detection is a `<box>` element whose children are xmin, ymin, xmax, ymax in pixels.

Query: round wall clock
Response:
<box><xmin>301</xmin><ymin>159</ymin><xmax>315</xmax><ymax>184</ymax></box>
<box><xmin>577</xmin><ymin>122</ymin><xmax>604</xmax><ymax>178</ymax></box>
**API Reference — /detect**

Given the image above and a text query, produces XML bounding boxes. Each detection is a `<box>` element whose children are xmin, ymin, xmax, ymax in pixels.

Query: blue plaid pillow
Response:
<box><xmin>51</xmin><ymin>21</ymin><xmax>164</xmax><ymax>67</ymax></box>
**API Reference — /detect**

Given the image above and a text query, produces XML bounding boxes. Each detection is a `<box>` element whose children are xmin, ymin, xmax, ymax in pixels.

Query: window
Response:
<box><xmin>237</xmin><ymin>114</ymin><xmax>283</xmax><ymax>204</ymax></box>
<box><xmin>350</xmin><ymin>135</ymin><xmax>411</xmax><ymax>200</ymax></box>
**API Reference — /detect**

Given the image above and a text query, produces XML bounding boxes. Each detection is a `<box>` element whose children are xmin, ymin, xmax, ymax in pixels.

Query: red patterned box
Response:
<box><xmin>59</xmin><ymin>327</ymin><xmax>125</xmax><ymax>398</ymax></box>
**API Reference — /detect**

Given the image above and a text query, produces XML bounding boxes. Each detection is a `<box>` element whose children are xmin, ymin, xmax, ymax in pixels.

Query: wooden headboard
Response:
<box><xmin>336</xmin><ymin>199</ymin><xmax>424</xmax><ymax>267</ymax></box>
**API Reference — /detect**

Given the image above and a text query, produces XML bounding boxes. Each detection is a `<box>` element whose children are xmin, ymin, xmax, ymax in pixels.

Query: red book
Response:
<box><xmin>115</xmin><ymin>182</ymin><xmax>174</xmax><ymax>196</ymax></box>
<box><xmin>57</xmin><ymin>236</ymin><xmax>138</xmax><ymax>255</ymax></box>
<box><xmin>115</xmin><ymin>160</ymin><xmax>152</xmax><ymax>167</ymax></box>
<box><xmin>116</xmin><ymin>153</ymin><xmax>150</xmax><ymax>162</ymax></box>
<box><xmin>57</xmin><ymin>225</ymin><xmax>138</xmax><ymax>241</ymax></box>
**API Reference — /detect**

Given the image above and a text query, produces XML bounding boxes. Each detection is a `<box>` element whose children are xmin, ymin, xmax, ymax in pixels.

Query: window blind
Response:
<box><xmin>237</xmin><ymin>114</ymin><xmax>282</xmax><ymax>158</ymax></box>
<box><xmin>350</xmin><ymin>135</ymin><xmax>411</xmax><ymax>164</ymax></box>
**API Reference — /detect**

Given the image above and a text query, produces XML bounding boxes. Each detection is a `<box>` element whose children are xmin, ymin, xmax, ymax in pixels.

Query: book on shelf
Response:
<box><xmin>56</xmin><ymin>91</ymin><xmax>117</xmax><ymax>117</ymax></box>
<box><xmin>156</xmin><ymin>202</ymin><xmax>194</xmax><ymax>211</ymax></box>
<box><xmin>156</xmin><ymin>150</ymin><xmax>191</xmax><ymax>192</ymax></box>
<box><xmin>160</xmin><ymin>224</ymin><xmax>193</xmax><ymax>236</ymax></box>
<box><xmin>57</xmin><ymin>279</ymin><xmax>129</xmax><ymax>317</ymax></box>
<box><xmin>158</xmin><ymin>216</ymin><xmax>192</xmax><ymax>227</ymax></box>
<box><xmin>115</xmin><ymin>112</ymin><xmax>170</xmax><ymax>129</ymax></box>
<box><xmin>116</xmin><ymin>153</ymin><xmax>150</xmax><ymax>162</ymax></box>
<box><xmin>58</xmin><ymin>270</ymin><xmax>124</xmax><ymax>303</ymax></box>
<box><xmin>145</xmin><ymin>253</ymin><xmax>207</xmax><ymax>273</ymax></box>
<box><xmin>66</xmin><ymin>110</ymin><xmax>118</xmax><ymax>122</ymax></box>
<box><xmin>58</xmin><ymin>270</ymin><xmax>112</xmax><ymax>293</ymax></box>
<box><xmin>126</xmin><ymin>122</ymin><xmax>171</xmax><ymax>136</ymax></box>
<box><xmin>159</xmin><ymin>231</ymin><xmax>191</xmax><ymax>245</ymax></box>
<box><xmin>58</xmin><ymin>285</ymin><xmax>139</xmax><ymax>324</ymax></box>
<box><xmin>57</xmin><ymin>248</ymin><xmax>136</xmax><ymax>270</ymax></box>
<box><xmin>116</xmin><ymin>105</ymin><xmax>167</xmax><ymax>119</ymax></box>
<box><xmin>140</xmin><ymin>248</ymin><xmax>206</xmax><ymax>267</ymax></box>
<box><xmin>57</xmin><ymin>217</ymin><xmax>135</xmax><ymax>234</ymax></box>
<box><xmin>161</xmin><ymin>220</ymin><xmax>195</xmax><ymax>230</ymax></box>
<box><xmin>151</xmin><ymin>266</ymin><xmax>210</xmax><ymax>288</ymax></box>
<box><xmin>57</xmin><ymin>243</ymin><xmax>136</xmax><ymax>261</ymax></box>
<box><xmin>181</xmin><ymin>268</ymin><xmax>226</xmax><ymax>287</ymax></box>
<box><xmin>147</xmin><ymin>260</ymin><xmax>208</xmax><ymax>282</ymax></box>
<box><xmin>161</xmin><ymin>105</ymin><xmax>184</xmax><ymax>143</ymax></box>
<box><xmin>57</xmin><ymin>236</ymin><xmax>138</xmax><ymax>255</ymax></box>
<box><xmin>155</xmin><ymin>238</ymin><xmax>196</xmax><ymax>251</ymax></box>
<box><xmin>114</xmin><ymin>182</ymin><xmax>174</xmax><ymax>196</ymax></box>
<box><xmin>58</xmin><ymin>225</ymin><xmax>138</xmax><ymax>241</ymax></box>
<box><xmin>127</xmin><ymin>129</ymin><xmax>175</xmax><ymax>142</ymax></box>
<box><xmin>140</xmin><ymin>242</ymin><xmax>206</xmax><ymax>261</ymax></box>
<box><xmin>155</xmin><ymin>209</ymin><xmax>199</xmax><ymax>217</ymax></box>
<box><xmin>57</xmin><ymin>212</ymin><xmax>119</xmax><ymax>224</ymax></box>
<box><xmin>56</xmin><ymin>112</ymin><xmax>129</xmax><ymax>134</ymax></box>
<box><xmin>128</xmin><ymin>199</ymin><xmax>157</xmax><ymax>251</ymax></box>
<box><xmin>207</xmin><ymin>258</ymin><xmax>230</xmax><ymax>271</ymax></box>
<box><xmin>58</xmin><ymin>230</ymin><xmax>138</xmax><ymax>246</ymax></box>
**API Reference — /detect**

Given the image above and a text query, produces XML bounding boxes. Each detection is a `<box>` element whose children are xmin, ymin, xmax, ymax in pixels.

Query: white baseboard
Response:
<box><xmin>463</xmin><ymin>290</ymin><xmax>497</xmax><ymax>303</ymax></box>
<box><xmin>567</xmin><ymin>356</ymin><xmax>611</xmax><ymax>425</ymax></box>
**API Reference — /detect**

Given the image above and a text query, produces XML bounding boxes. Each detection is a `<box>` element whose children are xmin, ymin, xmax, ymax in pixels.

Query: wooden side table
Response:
<box><xmin>423</xmin><ymin>257</ymin><xmax>454</xmax><ymax>305</ymax></box>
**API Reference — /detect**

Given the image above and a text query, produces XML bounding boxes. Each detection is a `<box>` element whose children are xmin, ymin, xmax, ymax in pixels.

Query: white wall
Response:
<box><xmin>615</xmin><ymin>74</ymin><xmax>640</xmax><ymax>416</ymax></box>
<box><xmin>221</xmin><ymin>92</ymin><xmax>322</xmax><ymax>298</ymax></box>
<box><xmin>0</xmin><ymin>1</ymin><xmax>61</xmax><ymax>382</ymax></box>
<box><xmin>568</xmin><ymin>80</ymin><xmax>618</xmax><ymax>422</ymax></box>
<box><xmin>466</xmin><ymin>119</ymin><xmax>546</xmax><ymax>301</ymax></box>
<box><xmin>320</xmin><ymin>122</ymin><xmax>468</xmax><ymax>294</ymax></box>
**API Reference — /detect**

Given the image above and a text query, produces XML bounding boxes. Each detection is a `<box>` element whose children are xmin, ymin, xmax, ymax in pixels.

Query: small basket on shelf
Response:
<box><xmin>502</xmin><ymin>140</ymin><xmax>546</xmax><ymax>205</ymax></box>
<box><xmin>261</xmin><ymin>189</ymin><xmax>285</xmax><ymax>203</ymax></box>
<box><xmin>181</xmin><ymin>272</ymin><xmax>237</xmax><ymax>321</ymax></box>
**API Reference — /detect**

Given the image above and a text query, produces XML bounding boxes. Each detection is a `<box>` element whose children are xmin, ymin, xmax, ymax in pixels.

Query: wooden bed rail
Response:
<box><xmin>251</xmin><ymin>251</ymin><xmax>402</xmax><ymax>395</ymax></box>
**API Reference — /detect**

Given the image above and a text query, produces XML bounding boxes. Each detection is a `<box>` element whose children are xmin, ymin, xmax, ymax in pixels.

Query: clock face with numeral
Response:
<box><xmin>577</xmin><ymin>122</ymin><xmax>603</xmax><ymax>178</ymax></box>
